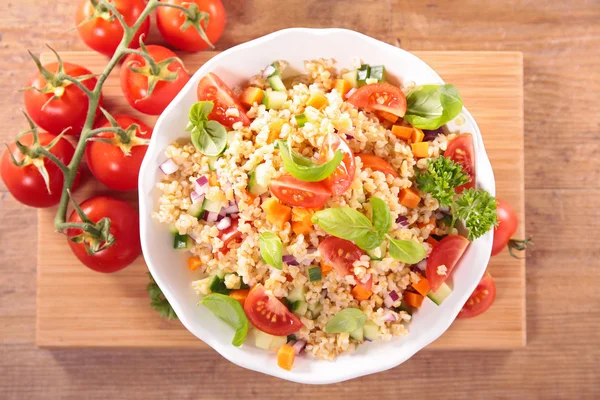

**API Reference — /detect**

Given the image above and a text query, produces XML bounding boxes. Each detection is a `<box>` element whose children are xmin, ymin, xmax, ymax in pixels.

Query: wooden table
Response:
<box><xmin>0</xmin><ymin>0</ymin><xmax>598</xmax><ymax>398</ymax></box>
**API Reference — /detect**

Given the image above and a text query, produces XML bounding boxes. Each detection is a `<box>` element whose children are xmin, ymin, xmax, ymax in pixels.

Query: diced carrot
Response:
<box><xmin>417</xmin><ymin>217</ymin><xmax>436</xmax><ymax>229</ymax></box>
<box><xmin>187</xmin><ymin>256</ymin><xmax>202</xmax><ymax>271</ymax></box>
<box><xmin>426</xmin><ymin>236</ymin><xmax>439</xmax><ymax>246</ymax></box>
<box><xmin>307</xmin><ymin>92</ymin><xmax>328</xmax><ymax>110</ymax></box>
<box><xmin>399</xmin><ymin>187</ymin><xmax>421</xmax><ymax>208</ymax></box>
<box><xmin>240</xmin><ymin>87</ymin><xmax>264</xmax><ymax>108</ymax></box>
<box><xmin>277</xmin><ymin>344</ymin><xmax>296</xmax><ymax>371</ymax></box>
<box><xmin>261</xmin><ymin>198</ymin><xmax>292</xmax><ymax>229</ymax></box>
<box><xmin>404</xmin><ymin>291</ymin><xmax>425</xmax><ymax>308</ymax></box>
<box><xmin>411</xmin><ymin>142</ymin><xmax>429</xmax><ymax>158</ymax></box>
<box><xmin>411</xmin><ymin>127</ymin><xmax>424</xmax><ymax>143</ymax></box>
<box><xmin>377</xmin><ymin>110</ymin><xmax>399</xmax><ymax>124</ymax></box>
<box><xmin>267</xmin><ymin>119</ymin><xmax>285</xmax><ymax>144</ymax></box>
<box><xmin>351</xmin><ymin>285</ymin><xmax>373</xmax><ymax>301</ymax></box>
<box><xmin>244</xmin><ymin>189</ymin><xmax>257</xmax><ymax>202</ymax></box>
<box><xmin>229</xmin><ymin>289</ymin><xmax>249</xmax><ymax>306</ymax></box>
<box><xmin>391</xmin><ymin>125</ymin><xmax>414</xmax><ymax>141</ymax></box>
<box><xmin>291</xmin><ymin>207</ymin><xmax>314</xmax><ymax>235</ymax></box>
<box><xmin>334</xmin><ymin>79</ymin><xmax>352</xmax><ymax>97</ymax></box>
<box><xmin>412</xmin><ymin>275</ymin><xmax>431</xmax><ymax>296</ymax></box>
<box><xmin>209</xmin><ymin>173</ymin><xmax>219</xmax><ymax>187</ymax></box>
<box><xmin>320</xmin><ymin>260</ymin><xmax>334</xmax><ymax>276</ymax></box>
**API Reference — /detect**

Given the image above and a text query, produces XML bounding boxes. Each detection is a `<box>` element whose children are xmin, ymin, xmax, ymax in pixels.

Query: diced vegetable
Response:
<box><xmin>229</xmin><ymin>289</ymin><xmax>249</xmax><ymax>306</ymax></box>
<box><xmin>399</xmin><ymin>187</ymin><xmax>422</xmax><ymax>208</ymax></box>
<box><xmin>240</xmin><ymin>87</ymin><xmax>264</xmax><ymax>107</ymax></box>
<box><xmin>412</xmin><ymin>275</ymin><xmax>431</xmax><ymax>296</ymax></box>
<box><xmin>320</xmin><ymin>260</ymin><xmax>333</xmax><ymax>276</ymax></box>
<box><xmin>254</xmin><ymin>330</ymin><xmax>275</xmax><ymax>350</ymax></box>
<box><xmin>349</xmin><ymin>326</ymin><xmax>364</xmax><ymax>342</ymax></box>
<box><xmin>173</xmin><ymin>233</ymin><xmax>189</xmax><ymax>249</ymax></box>
<box><xmin>268</xmin><ymin>119</ymin><xmax>285</xmax><ymax>144</ymax></box>
<box><xmin>362</xmin><ymin>320</ymin><xmax>379</xmax><ymax>341</ymax></box>
<box><xmin>427</xmin><ymin>282</ymin><xmax>452</xmax><ymax>305</ymax></box>
<box><xmin>277</xmin><ymin>344</ymin><xmax>296</xmax><ymax>371</ymax></box>
<box><xmin>366</xmin><ymin>241</ymin><xmax>387</xmax><ymax>260</ymax></box>
<box><xmin>262</xmin><ymin>63</ymin><xmax>278</xmax><ymax>79</ymax></box>
<box><xmin>351</xmin><ymin>285</ymin><xmax>373</xmax><ymax>301</ymax></box>
<box><xmin>291</xmin><ymin>207</ymin><xmax>314</xmax><ymax>235</ymax></box>
<box><xmin>282</xmin><ymin>255</ymin><xmax>299</xmax><ymax>266</ymax></box>
<box><xmin>412</xmin><ymin>142</ymin><xmax>429</xmax><ymax>158</ymax></box>
<box><xmin>403</xmin><ymin>291</ymin><xmax>425</xmax><ymax>308</ymax></box>
<box><xmin>291</xmin><ymin>300</ymin><xmax>308</xmax><ymax>316</ymax></box>
<box><xmin>263</xmin><ymin>91</ymin><xmax>287</xmax><ymax>110</ymax></box>
<box><xmin>308</xmin><ymin>266</ymin><xmax>322</xmax><ymax>282</ymax></box>
<box><xmin>377</xmin><ymin>110</ymin><xmax>399</xmax><ymax>123</ymax></box>
<box><xmin>208</xmin><ymin>173</ymin><xmax>219</xmax><ymax>187</ymax></box>
<box><xmin>287</xmin><ymin>285</ymin><xmax>305</xmax><ymax>303</ymax></box>
<box><xmin>417</xmin><ymin>217</ymin><xmax>436</xmax><ymax>229</ymax></box>
<box><xmin>206</xmin><ymin>156</ymin><xmax>218</xmax><ymax>171</ymax></box>
<box><xmin>334</xmin><ymin>79</ymin><xmax>353</xmax><ymax>97</ymax></box>
<box><xmin>208</xmin><ymin>275</ymin><xmax>230</xmax><ymax>295</ymax></box>
<box><xmin>294</xmin><ymin>113</ymin><xmax>308</xmax><ymax>128</ymax></box>
<box><xmin>291</xmin><ymin>340</ymin><xmax>306</xmax><ymax>354</ymax></box>
<box><xmin>270</xmin><ymin>335</ymin><xmax>288</xmax><ymax>351</ymax></box>
<box><xmin>307</xmin><ymin>302</ymin><xmax>323</xmax><ymax>319</ymax></box>
<box><xmin>341</xmin><ymin>70</ymin><xmax>359</xmax><ymax>88</ymax></box>
<box><xmin>356</xmin><ymin>64</ymin><xmax>370</xmax><ymax>86</ymax></box>
<box><xmin>391</xmin><ymin>124</ymin><xmax>414</xmax><ymax>141</ymax></box>
<box><xmin>248</xmin><ymin>163</ymin><xmax>270</xmax><ymax>196</ymax></box>
<box><xmin>267</xmin><ymin>75</ymin><xmax>286</xmax><ymax>92</ymax></box>
<box><xmin>187</xmin><ymin>256</ymin><xmax>202</xmax><ymax>271</ymax></box>
<box><xmin>411</xmin><ymin>127</ymin><xmax>425</xmax><ymax>143</ymax></box>
<box><xmin>202</xmin><ymin>197</ymin><xmax>225</xmax><ymax>213</ymax></box>
<box><xmin>426</xmin><ymin>236</ymin><xmax>439</xmax><ymax>246</ymax></box>
<box><xmin>159</xmin><ymin>158</ymin><xmax>179</xmax><ymax>175</ymax></box>
<box><xmin>306</xmin><ymin>92</ymin><xmax>328</xmax><ymax>110</ymax></box>
<box><xmin>261</xmin><ymin>197</ymin><xmax>292</xmax><ymax>229</ymax></box>
<box><xmin>369</xmin><ymin>65</ymin><xmax>385</xmax><ymax>82</ymax></box>
<box><xmin>187</xmin><ymin>201</ymin><xmax>205</xmax><ymax>218</ymax></box>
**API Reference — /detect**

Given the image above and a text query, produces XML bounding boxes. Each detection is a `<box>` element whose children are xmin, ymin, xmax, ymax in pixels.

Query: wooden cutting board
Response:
<box><xmin>36</xmin><ymin>51</ymin><xmax>525</xmax><ymax>349</ymax></box>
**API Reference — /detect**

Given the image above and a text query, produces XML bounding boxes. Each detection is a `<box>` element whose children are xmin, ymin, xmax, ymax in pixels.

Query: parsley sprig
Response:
<box><xmin>451</xmin><ymin>188</ymin><xmax>498</xmax><ymax>240</ymax></box>
<box><xmin>147</xmin><ymin>273</ymin><xmax>178</xmax><ymax>320</ymax></box>
<box><xmin>416</xmin><ymin>156</ymin><xmax>468</xmax><ymax>206</ymax></box>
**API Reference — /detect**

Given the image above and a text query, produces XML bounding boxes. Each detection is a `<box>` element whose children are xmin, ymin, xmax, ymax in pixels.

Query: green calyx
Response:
<box><xmin>65</xmin><ymin>190</ymin><xmax>116</xmax><ymax>255</ymax></box>
<box><xmin>88</xmin><ymin>108</ymin><xmax>150</xmax><ymax>155</ymax></box>
<box><xmin>175</xmin><ymin>3</ymin><xmax>214</xmax><ymax>48</ymax></box>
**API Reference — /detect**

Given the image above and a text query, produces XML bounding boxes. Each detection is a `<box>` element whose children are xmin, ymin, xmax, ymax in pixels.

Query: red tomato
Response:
<box><xmin>75</xmin><ymin>0</ymin><xmax>151</xmax><ymax>57</ymax></box>
<box><xmin>426</xmin><ymin>235</ymin><xmax>470</xmax><ymax>292</ymax></box>
<box><xmin>157</xmin><ymin>0</ymin><xmax>226</xmax><ymax>52</ymax></box>
<box><xmin>318</xmin><ymin>237</ymin><xmax>364</xmax><ymax>277</ymax></box>
<box><xmin>244</xmin><ymin>284</ymin><xmax>303</xmax><ymax>336</ymax></box>
<box><xmin>445</xmin><ymin>134</ymin><xmax>475</xmax><ymax>192</ymax></box>
<box><xmin>120</xmin><ymin>45</ymin><xmax>189</xmax><ymax>115</ymax></box>
<box><xmin>24</xmin><ymin>62</ymin><xmax>102</xmax><ymax>135</ymax></box>
<box><xmin>269</xmin><ymin>175</ymin><xmax>331</xmax><ymax>208</ymax></box>
<box><xmin>85</xmin><ymin>115</ymin><xmax>152</xmax><ymax>191</ymax></box>
<box><xmin>67</xmin><ymin>196</ymin><xmax>141</xmax><ymax>273</ymax></box>
<box><xmin>356</xmin><ymin>153</ymin><xmax>399</xmax><ymax>177</ymax></box>
<box><xmin>492</xmin><ymin>199</ymin><xmax>518</xmax><ymax>256</ymax></box>
<box><xmin>197</xmin><ymin>73</ymin><xmax>250</xmax><ymax>128</ymax></box>
<box><xmin>1</xmin><ymin>133</ymin><xmax>80</xmax><ymax>208</ymax></box>
<box><xmin>347</xmin><ymin>83</ymin><xmax>407</xmax><ymax>117</ymax></box>
<box><xmin>322</xmin><ymin>134</ymin><xmax>355</xmax><ymax>196</ymax></box>
<box><xmin>457</xmin><ymin>272</ymin><xmax>496</xmax><ymax>318</ymax></box>
<box><xmin>218</xmin><ymin>218</ymin><xmax>243</xmax><ymax>255</ymax></box>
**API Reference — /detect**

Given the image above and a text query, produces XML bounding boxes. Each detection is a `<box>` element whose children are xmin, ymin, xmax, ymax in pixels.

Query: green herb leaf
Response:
<box><xmin>200</xmin><ymin>293</ymin><xmax>249</xmax><ymax>347</ymax></box>
<box><xmin>325</xmin><ymin>308</ymin><xmax>367</xmax><ymax>333</ymax></box>
<box><xmin>451</xmin><ymin>188</ymin><xmax>498</xmax><ymax>240</ymax></box>
<box><xmin>404</xmin><ymin>84</ymin><xmax>463</xmax><ymax>130</ymax></box>
<box><xmin>387</xmin><ymin>237</ymin><xmax>426</xmax><ymax>264</ymax></box>
<box><xmin>188</xmin><ymin>101</ymin><xmax>228</xmax><ymax>156</ymax></box>
<box><xmin>369</xmin><ymin>197</ymin><xmax>392</xmax><ymax>235</ymax></box>
<box><xmin>259</xmin><ymin>232</ymin><xmax>283</xmax><ymax>269</ymax></box>
<box><xmin>312</xmin><ymin>207</ymin><xmax>381</xmax><ymax>250</ymax></box>
<box><xmin>416</xmin><ymin>156</ymin><xmax>469</xmax><ymax>206</ymax></box>
<box><xmin>147</xmin><ymin>273</ymin><xmax>178</xmax><ymax>320</ymax></box>
<box><xmin>276</xmin><ymin>140</ymin><xmax>343</xmax><ymax>182</ymax></box>
<box><xmin>189</xmin><ymin>101</ymin><xmax>214</xmax><ymax>126</ymax></box>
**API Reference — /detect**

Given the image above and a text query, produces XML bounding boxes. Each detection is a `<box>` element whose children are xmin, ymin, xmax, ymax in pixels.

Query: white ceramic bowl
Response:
<box><xmin>138</xmin><ymin>28</ymin><xmax>495</xmax><ymax>384</ymax></box>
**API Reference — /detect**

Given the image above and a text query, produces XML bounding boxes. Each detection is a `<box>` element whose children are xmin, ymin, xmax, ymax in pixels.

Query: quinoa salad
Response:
<box><xmin>153</xmin><ymin>59</ymin><xmax>497</xmax><ymax>371</ymax></box>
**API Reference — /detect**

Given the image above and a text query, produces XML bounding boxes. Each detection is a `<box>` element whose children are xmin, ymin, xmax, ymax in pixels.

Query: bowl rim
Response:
<box><xmin>138</xmin><ymin>27</ymin><xmax>494</xmax><ymax>384</ymax></box>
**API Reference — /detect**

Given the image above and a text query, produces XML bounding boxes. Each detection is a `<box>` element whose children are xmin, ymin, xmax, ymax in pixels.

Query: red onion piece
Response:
<box><xmin>216</xmin><ymin>216</ymin><xmax>232</xmax><ymax>231</ymax></box>
<box><xmin>345</xmin><ymin>134</ymin><xmax>355</xmax><ymax>140</ymax></box>
<box><xmin>423</xmin><ymin>128</ymin><xmax>444</xmax><ymax>141</ymax></box>
<box><xmin>282</xmin><ymin>255</ymin><xmax>299</xmax><ymax>266</ymax></box>
<box><xmin>396</xmin><ymin>216</ymin><xmax>409</xmax><ymax>227</ymax></box>
<box><xmin>159</xmin><ymin>159</ymin><xmax>178</xmax><ymax>175</ymax></box>
<box><xmin>205</xmin><ymin>211</ymin><xmax>219</xmax><ymax>223</ymax></box>
<box><xmin>345</xmin><ymin>88</ymin><xmax>356</xmax><ymax>99</ymax></box>
<box><xmin>292</xmin><ymin>340</ymin><xmax>306</xmax><ymax>355</ymax></box>
<box><xmin>382</xmin><ymin>312</ymin><xmax>397</xmax><ymax>322</ymax></box>
<box><xmin>388</xmin><ymin>290</ymin><xmax>400</xmax><ymax>302</ymax></box>
<box><xmin>223</xmin><ymin>202</ymin><xmax>239</xmax><ymax>214</ymax></box>
<box><xmin>190</xmin><ymin>191</ymin><xmax>205</xmax><ymax>204</ymax></box>
<box><xmin>383</xmin><ymin>295</ymin><xmax>395</xmax><ymax>308</ymax></box>
<box><xmin>287</xmin><ymin>340</ymin><xmax>296</xmax><ymax>347</ymax></box>
<box><xmin>262</xmin><ymin>64</ymin><xmax>276</xmax><ymax>78</ymax></box>
<box><xmin>188</xmin><ymin>232</ymin><xmax>201</xmax><ymax>243</ymax></box>
<box><xmin>415</xmin><ymin>259</ymin><xmax>427</xmax><ymax>271</ymax></box>
<box><xmin>195</xmin><ymin>176</ymin><xmax>209</xmax><ymax>193</ymax></box>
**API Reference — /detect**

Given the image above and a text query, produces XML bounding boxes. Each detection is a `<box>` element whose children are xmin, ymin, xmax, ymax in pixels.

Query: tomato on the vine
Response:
<box><xmin>457</xmin><ymin>272</ymin><xmax>496</xmax><ymax>318</ymax></box>
<box><xmin>85</xmin><ymin>115</ymin><xmax>152</xmax><ymax>191</ymax></box>
<box><xmin>196</xmin><ymin>73</ymin><xmax>250</xmax><ymax>128</ymax></box>
<box><xmin>67</xmin><ymin>196</ymin><xmax>141</xmax><ymax>273</ymax></box>
<box><xmin>347</xmin><ymin>83</ymin><xmax>407</xmax><ymax>117</ymax></box>
<box><xmin>1</xmin><ymin>133</ymin><xmax>80</xmax><ymax>208</ymax></box>
<box><xmin>24</xmin><ymin>62</ymin><xmax>102</xmax><ymax>135</ymax></box>
<box><xmin>120</xmin><ymin>45</ymin><xmax>189</xmax><ymax>115</ymax></box>
<box><xmin>243</xmin><ymin>284</ymin><xmax>303</xmax><ymax>336</ymax></box>
<box><xmin>75</xmin><ymin>0</ymin><xmax>151</xmax><ymax>57</ymax></box>
<box><xmin>157</xmin><ymin>0</ymin><xmax>226</xmax><ymax>52</ymax></box>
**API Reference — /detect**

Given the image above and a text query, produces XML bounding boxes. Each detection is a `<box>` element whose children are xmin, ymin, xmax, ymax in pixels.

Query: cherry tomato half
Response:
<box><xmin>244</xmin><ymin>284</ymin><xmax>303</xmax><ymax>336</ymax></box>
<box><xmin>218</xmin><ymin>217</ymin><xmax>243</xmax><ymax>255</ymax></box>
<box><xmin>318</xmin><ymin>237</ymin><xmax>364</xmax><ymax>278</ymax></box>
<box><xmin>356</xmin><ymin>153</ymin><xmax>399</xmax><ymax>177</ymax></box>
<box><xmin>347</xmin><ymin>83</ymin><xmax>407</xmax><ymax>117</ymax></box>
<box><xmin>426</xmin><ymin>235</ymin><xmax>470</xmax><ymax>292</ymax></box>
<box><xmin>157</xmin><ymin>0</ymin><xmax>226</xmax><ymax>52</ymax></box>
<box><xmin>269</xmin><ymin>175</ymin><xmax>331</xmax><ymax>208</ymax></box>
<box><xmin>1</xmin><ymin>133</ymin><xmax>80</xmax><ymax>208</ymax></box>
<box><xmin>492</xmin><ymin>199</ymin><xmax>518</xmax><ymax>256</ymax></box>
<box><xmin>322</xmin><ymin>134</ymin><xmax>355</xmax><ymax>196</ymax></box>
<box><xmin>457</xmin><ymin>272</ymin><xmax>496</xmax><ymax>318</ymax></box>
<box><xmin>445</xmin><ymin>134</ymin><xmax>476</xmax><ymax>192</ymax></box>
<box><xmin>197</xmin><ymin>72</ymin><xmax>250</xmax><ymax>129</ymax></box>
<box><xmin>67</xmin><ymin>196</ymin><xmax>141</xmax><ymax>273</ymax></box>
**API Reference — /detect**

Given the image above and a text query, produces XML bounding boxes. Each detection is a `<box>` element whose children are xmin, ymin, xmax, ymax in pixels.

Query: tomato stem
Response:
<box><xmin>156</xmin><ymin>2</ymin><xmax>214</xmax><ymax>48</ymax></box>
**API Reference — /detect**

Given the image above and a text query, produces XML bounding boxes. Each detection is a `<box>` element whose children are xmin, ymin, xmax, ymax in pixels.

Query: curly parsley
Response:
<box><xmin>452</xmin><ymin>188</ymin><xmax>498</xmax><ymax>240</ymax></box>
<box><xmin>416</xmin><ymin>156</ymin><xmax>469</xmax><ymax>206</ymax></box>
<box><xmin>147</xmin><ymin>273</ymin><xmax>178</xmax><ymax>320</ymax></box>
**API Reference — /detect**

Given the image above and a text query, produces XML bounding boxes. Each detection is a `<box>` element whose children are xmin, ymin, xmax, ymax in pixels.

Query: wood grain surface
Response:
<box><xmin>35</xmin><ymin>50</ymin><xmax>526</xmax><ymax>350</ymax></box>
<box><xmin>1</xmin><ymin>0</ymin><xmax>599</xmax><ymax>399</ymax></box>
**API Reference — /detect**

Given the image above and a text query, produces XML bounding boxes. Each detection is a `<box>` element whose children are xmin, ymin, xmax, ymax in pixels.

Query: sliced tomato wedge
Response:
<box><xmin>269</xmin><ymin>175</ymin><xmax>331</xmax><ymax>207</ymax></box>
<box><xmin>445</xmin><ymin>134</ymin><xmax>475</xmax><ymax>192</ymax></box>
<box><xmin>457</xmin><ymin>272</ymin><xmax>496</xmax><ymax>318</ymax></box>
<box><xmin>347</xmin><ymin>83</ymin><xmax>407</xmax><ymax>117</ymax></box>
<box><xmin>217</xmin><ymin>218</ymin><xmax>243</xmax><ymax>255</ymax></box>
<box><xmin>426</xmin><ymin>235</ymin><xmax>470</xmax><ymax>292</ymax></box>
<box><xmin>322</xmin><ymin>134</ymin><xmax>355</xmax><ymax>196</ymax></box>
<box><xmin>356</xmin><ymin>153</ymin><xmax>399</xmax><ymax>177</ymax></box>
<box><xmin>318</xmin><ymin>237</ymin><xmax>364</xmax><ymax>277</ymax></box>
<box><xmin>197</xmin><ymin>72</ymin><xmax>251</xmax><ymax>129</ymax></box>
<box><xmin>244</xmin><ymin>284</ymin><xmax>303</xmax><ymax>336</ymax></box>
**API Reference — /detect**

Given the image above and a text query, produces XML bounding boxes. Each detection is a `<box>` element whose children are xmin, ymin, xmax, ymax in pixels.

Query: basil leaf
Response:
<box><xmin>325</xmin><ymin>308</ymin><xmax>367</xmax><ymax>333</ymax></box>
<box><xmin>259</xmin><ymin>232</ymin><xmax>283</xmax><ymax>270</ymax></box>
<box><xmin>200</xmin><ymin>293</ymin><xmax>249</xmax><ymax>347</ymax></box>
<box><xmin>277</xmin><ymin>140</ymin><xmax>343</xmax><ymax>182</ymax></box>
<box><xmin>369</xmin><ymin>197</ymin><xmax>392</xmax><ymax>235</ymax></box>
<box><xmin>387</xmin><ymin>237</ymin><xmax>426</xmax><ymax>264</ymax></box>
<box><xmin>404</xmin><ymin>84</ymin><xmax>463</xmax><ymax>130</ymax></box>
<box><xmin>312</xmin><ymin>207</ymin><xmax>381</xmax><ymax>249</ymax></box>
<box><xmin>191</xmin><ymin>120</ymin><xmax>228</xmax><ymax>157</ymax></box>
<box><xmin>190</xmin><ymin>101</ymin><xmax>214</xmax><ymax>126</ymax></box>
